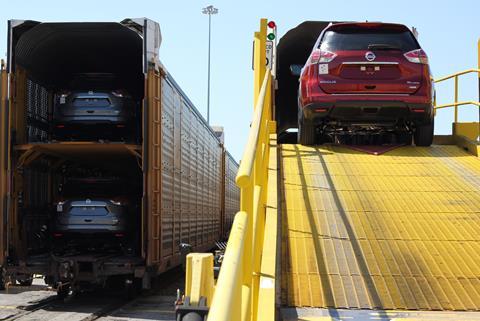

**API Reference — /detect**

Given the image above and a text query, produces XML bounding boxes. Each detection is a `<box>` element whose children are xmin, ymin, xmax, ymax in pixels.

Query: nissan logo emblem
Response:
<box><xmin>365</xmin><ymin>51</ymin><xmax>376</xmax><ymax>61</ymax></box>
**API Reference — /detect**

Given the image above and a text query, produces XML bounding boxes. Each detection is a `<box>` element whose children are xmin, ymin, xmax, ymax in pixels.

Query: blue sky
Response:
<box><xmin>1</xmin><ymin>0</ymin><xmax>479</xmax><ymax>160</ymax></box>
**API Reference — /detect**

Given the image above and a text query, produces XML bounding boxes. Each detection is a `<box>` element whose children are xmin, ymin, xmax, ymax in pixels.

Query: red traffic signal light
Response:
<box><xmin>267</xmin><ymin>21</ymin><xmax>276</xmax><ymax>29</ymax></box>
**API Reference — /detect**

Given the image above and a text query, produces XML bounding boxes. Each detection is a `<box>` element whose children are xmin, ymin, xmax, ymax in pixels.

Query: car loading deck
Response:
<box><xmin>180</xmin><ymin>19</ymin><xmax>480</xmax><ymax>321</ymax></box>
<box><xmin>280</xmin><ymin>143</ymin><xmax>480</xmax><ymax>311</ymax></box>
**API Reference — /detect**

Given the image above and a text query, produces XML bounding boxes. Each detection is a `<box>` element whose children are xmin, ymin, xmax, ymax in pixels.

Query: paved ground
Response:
<box><xmin>98</xmin><ymin>296</ymin><xmax>176</xmax><ymax>321</ymax></box>
<box><xmin>0</xmin><ymin>278</ymin><xmax>55</xmax><ymax>320</ymax></box>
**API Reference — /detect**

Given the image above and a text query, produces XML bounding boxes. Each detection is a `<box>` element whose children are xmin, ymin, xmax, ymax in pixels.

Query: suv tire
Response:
<box><xmin>298</xmin><ymin>117</ymin><xmax>316</xmax><ymax>146</ymax></box>
<box><xmin>414</xmin><ymin>120</ymin><xmax>434</xmax><ymax>147</ymax></box>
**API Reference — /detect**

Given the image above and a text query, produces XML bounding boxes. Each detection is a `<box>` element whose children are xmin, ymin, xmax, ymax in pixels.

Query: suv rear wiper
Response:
<box><xmin>367</xmin><ymin>44</ymin><xmax>401</xmax><ymax>50</ymax></box>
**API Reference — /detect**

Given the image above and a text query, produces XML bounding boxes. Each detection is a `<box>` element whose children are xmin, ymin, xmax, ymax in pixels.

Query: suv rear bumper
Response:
<box><xmin>301</xmin><ymin>100</ymin><xmax>433</xmax><ymax>125</ymax></box>
<box><xmin>55</xmin><ymin>226</ymin><xmax>126</xmax><ymax>234</ymax></box>
<box><xmin>54</xmin><ymin>115</ymin><xmax>130</xmax><ymax>125</ymax></box>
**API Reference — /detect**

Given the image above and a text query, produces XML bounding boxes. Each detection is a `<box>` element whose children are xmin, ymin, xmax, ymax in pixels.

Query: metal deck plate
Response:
<box><xmin>281</xmin><ymin>307</ymin><xmax>480</xmax><ymax>321</ymax></box>
<box><xmin>280</xmin><ymin>144</ymin><xmax>480</xmax><ymax>311</ymax></box>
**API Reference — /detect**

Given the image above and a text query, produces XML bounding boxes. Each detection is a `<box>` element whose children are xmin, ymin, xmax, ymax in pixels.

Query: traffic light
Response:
<box><xmin>267</xmin><ymin>20</ymin><xmax>276</xmax><ymax>40</ymax></box>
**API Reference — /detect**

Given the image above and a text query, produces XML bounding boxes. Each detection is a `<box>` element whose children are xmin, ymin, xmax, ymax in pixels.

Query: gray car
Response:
<box><xmin>52</xmin><ymin>178</ymin><xmax>133</xmax><ymax>253</ymax></box>
<box><xmin>54</xmin><ymin>198</ymin><xmax>128</xmax><ymax>235</ymax></box>
<box><xmin>53</xmin><ymin>90</ymin><xmax>136</xmax><ymax>140</ymax></box>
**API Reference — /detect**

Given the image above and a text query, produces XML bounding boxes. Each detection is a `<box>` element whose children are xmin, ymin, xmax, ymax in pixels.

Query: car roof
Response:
<box><xmin>326</xmin><ymin>22</ymin><xmax>411</xmax><ymax>32</ymax></box>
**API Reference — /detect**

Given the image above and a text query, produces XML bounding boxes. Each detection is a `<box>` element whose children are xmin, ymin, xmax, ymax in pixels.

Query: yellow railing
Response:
<box><xmin>433</xmin><ymin>40</ymin><xmax>480</xmax><ymax>122</ymax></box>
<box><xmin>207</xmin><ymin>19</ymin><xmax>274</xmax><ymax>321</ymax></box>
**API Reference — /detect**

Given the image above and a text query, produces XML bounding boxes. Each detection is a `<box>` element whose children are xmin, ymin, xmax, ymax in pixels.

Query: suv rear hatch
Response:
<box><xmin>317</xmin><ymin>23</ymin><xmax>424</xmax><ymax>95</ymax></box>
<box><xmin>57</xmin><ymin>199</ymin><xmax>121</xmax><ymax>227</ymax></box>
<box><xmin>58</xmin><ymin>92</ymin><xmax>115</xmax><ymax>116</ymax></box>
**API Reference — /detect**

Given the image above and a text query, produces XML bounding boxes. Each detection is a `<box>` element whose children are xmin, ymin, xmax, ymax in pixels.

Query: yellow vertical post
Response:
<box><xmin>253</xmin><ymin>19</ymin><xmax>268</xmax><ymax>107</ymax></box>
<box><xmin>242</xmin><ymin>19</ymin><xmax>267</xmax><ymax>320</ymax></box>
<box><xmin>454</xmin><ymin>75</ymin><xmax>459</xmax><ymax>123</ymax></box>
<box><xmin>477</xmin><ymin>39</ymin><xmax>480</xmax><ymax>140</ymax></box>
<box><xmin>241</xmin><ymin>183</ymin><xmax>253</xmax><ymax>321</ymax></box>
<box><xmin>185</xmin><ymin>253</ymin><xmax>215</xmax><ymax>306</ymax></box>
<box><xmin>252</xmin><ymin>81</ymin><xmax>271</xmax><ymax>321</ymax></box>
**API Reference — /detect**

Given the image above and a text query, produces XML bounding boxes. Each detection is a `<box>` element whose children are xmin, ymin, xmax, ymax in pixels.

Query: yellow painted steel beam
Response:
<box><xmin>454</xmin><ymin>134</ymin><xmax>480</xmax><ymax>156</ymax></box>
<box><xmin>454</xmin><ymin>76</ymin><xmax>459</xmax><ymax>122</ymax></box>
<box><xmin>185</xmin><ymin>253</ymin><xmax>214</xmax><ymax>306</ymax></box>
<box><xmin>251</xmin><ymin>184</ymin><xmax>263</xmax><ymax>321</ymax></box>
<box><xmin>256</xmin><ymin>134</ymin><xmax>279</xmax><ymax>321</ymax></box>
<box><xmin>453</xmin><ymin>122</ymin><xmax>480</xmax><ymax>141</ymax></box>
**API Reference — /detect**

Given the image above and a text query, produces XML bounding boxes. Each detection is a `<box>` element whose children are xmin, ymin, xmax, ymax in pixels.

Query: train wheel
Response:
<box><xmin>124</xmin><ymin>278</ymin><xmax>141</xmax><ymax>299</ymax></box>
<box><xmin>57</xmin><ymin>285</ymin><xmax>71</xmax><ymax>299</ymax></box>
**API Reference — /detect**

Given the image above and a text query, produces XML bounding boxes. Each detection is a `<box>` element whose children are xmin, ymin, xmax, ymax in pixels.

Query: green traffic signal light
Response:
<box><xmin>267</xmin><ymin>33</ymin><xmax>275</xmax><ymax>40</ymax></box>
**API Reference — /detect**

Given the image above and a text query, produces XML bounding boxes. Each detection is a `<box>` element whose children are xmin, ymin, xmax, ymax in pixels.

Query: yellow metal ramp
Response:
<box><xmin>280</xmin><ymin>144</ymin><xmax>480</xmax><ymax>311</ymax></box>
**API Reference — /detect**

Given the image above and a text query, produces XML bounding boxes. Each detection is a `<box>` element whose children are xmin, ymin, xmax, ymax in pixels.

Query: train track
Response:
<box><xmin>1</xmin><ymin>268</ymin><xmax>183</xmax><ymax>321</ymax></box>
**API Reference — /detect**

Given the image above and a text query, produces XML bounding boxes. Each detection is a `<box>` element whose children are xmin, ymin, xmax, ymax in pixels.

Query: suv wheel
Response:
<box><xmin>414</xmin><ymin>120</ymin><xmax>434</xmax><ymax>147</ymax></box>
<box><xmin>298</xmin><ymin>117</ymin><xmax>316</xmax><ymax>146</ymax></box>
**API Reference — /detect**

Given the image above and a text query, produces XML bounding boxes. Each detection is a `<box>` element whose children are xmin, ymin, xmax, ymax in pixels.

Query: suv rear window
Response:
<box><xmin>319</xmin><ymin>26</ymin><xmax>420</xmax><ymax>52</ymax></box>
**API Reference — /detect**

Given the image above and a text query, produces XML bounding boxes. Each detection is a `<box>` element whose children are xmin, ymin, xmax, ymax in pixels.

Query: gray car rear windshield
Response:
<box><xmin>319</xmin><ymin>27</ymin><xmax>420</xmax><ymax>52</ymax></box>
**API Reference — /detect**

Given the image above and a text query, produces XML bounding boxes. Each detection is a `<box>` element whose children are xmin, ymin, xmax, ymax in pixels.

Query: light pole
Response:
<box><xmin>202</xmin><ymin>5</ymin><xmax>218</xmax><ymax>125</ymax></box>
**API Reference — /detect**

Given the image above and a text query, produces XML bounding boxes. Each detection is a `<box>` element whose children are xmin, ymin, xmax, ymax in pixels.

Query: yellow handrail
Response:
<box><xmin>236</xmin><ymin>70</ymin><xmax>271</xmax><ymax>188</ymax></box>
<box><xmin>206</xmin><ymin>18</ymin><xmax>274</xmax><ymax>321</ymax></box>
<box><xmin>208</xmin><ymin>32</ymin><xmax>273</xmax><ymax>320</ymax></box>
<box><xmin>434</xmin><ymin>68</ymin><xmax>480</xmax><ymax>83</ymax></box>
<box><xmin>433</xmin><ymin>40</ymin><xmax>480</xmax><ymax>122</ymax></box>
<box><xmin>435</xmin><ymin>101</ymin><xmax>480</xmax><ymax>110</ymax></box>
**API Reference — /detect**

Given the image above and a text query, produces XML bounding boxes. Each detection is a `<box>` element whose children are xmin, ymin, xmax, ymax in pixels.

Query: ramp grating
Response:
<box><xmin>280</xmin><ymin>144</ymin><xmax>480</xmax><ymax>311</ymax></box>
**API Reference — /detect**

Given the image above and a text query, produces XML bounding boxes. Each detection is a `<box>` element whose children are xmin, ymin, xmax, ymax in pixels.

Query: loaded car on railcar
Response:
<box><xmin>0</xmin><ymin>18</ymin><xmax>239</xmax><ymax>295</ymax></box>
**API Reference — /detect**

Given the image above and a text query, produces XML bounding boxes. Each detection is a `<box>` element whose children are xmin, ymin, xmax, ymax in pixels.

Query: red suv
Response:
<box><xmin>297</xmin><ymin>22</ymin><xmax>434</xmax><ymax>146</ymax></box>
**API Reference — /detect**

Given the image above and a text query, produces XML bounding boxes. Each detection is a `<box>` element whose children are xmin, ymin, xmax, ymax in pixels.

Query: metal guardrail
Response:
<box><xmin>434</xmin><ymin>68</ymin><xmax>480</xmax><ymax>121</ymax></box>
<box><xmin>208</xmin><ymin>19</ymin><xmax>274</xmax><ymax>321</ymax></box>
<box><xmin>208</xmin><ymin>71</ymin><xmax>271</xmax><ymax>321</ymax></box>
<box><xmin>180</xmin><ymin>19</ymin><xmax>275</xmax><ymax>321</ymax></box>
<box><xmin>433</xmin><ymin>40</ymin><xmax>480</xmax><ymax>123</ymax></box>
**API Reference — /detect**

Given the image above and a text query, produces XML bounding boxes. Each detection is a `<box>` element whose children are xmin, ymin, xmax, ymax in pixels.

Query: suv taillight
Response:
<box><xmin>404</xmin><ymin>49</ymin><xmax>428</xmax><ymax>64</ymax></box>
<box><xmin>310</xmin><ymin>49</ymin><xmax>337</xmax><ymax>64</ymax></box>
<box><xmin>112</xmin><ymin>90</ymin><xmax>125</xmax><ymax>98</ymax></box>
<box><xmin>110</xmin><ymin>196</ymin><xmax>129</xmax><ymax>206</ymax></box>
